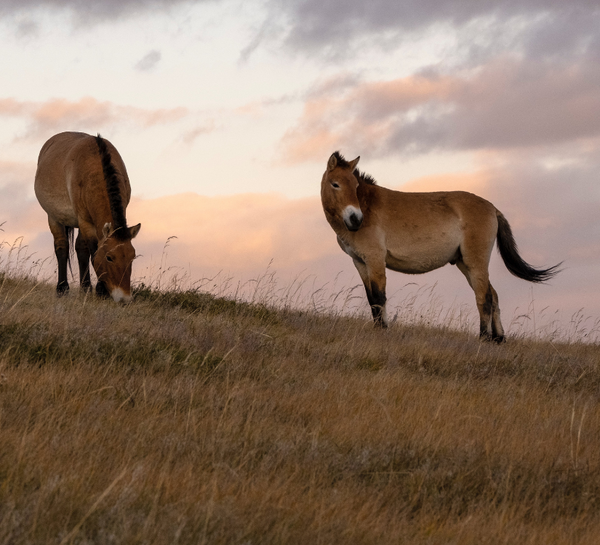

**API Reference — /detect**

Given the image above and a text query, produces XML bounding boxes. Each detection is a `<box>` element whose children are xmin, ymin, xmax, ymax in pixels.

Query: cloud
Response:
<box><xmin>0</xmin><ymin>160</ymin><xmax>44</xmax><ymax>251</ymax></box>
<box><xmin>128</xmin><ymin>192</ymin><xmax>333</xmax><ymax>275</ymax></box>
<box><xmin>403</xmin><ymin>156</ymin><xmax>600</xmax><ymax>266</ymax></box>
<box><xmin>282</xmin><ymin>57</ymin><xmax>600</xmax><ymax>160</ymax></box>
<box><xmin>0</xmin><ymin>97</ymin><xmax>188</xmax><ymax>139</ymax></box>
<box><xmin>263</xmin><ymin>0</ymin><xmax>600</xmax><ymax>64</ymax></box>
<box><xmin>483</xmin><ymin>157</ymin><xmax>600</xmax><ymax>267</ymax></box>
<box><xmin>181</xmin><ymin>122</ymin><xmax>217</xmax><ymax>144</ymax></box>
<box><xmin>0</xmin><ymin>0</ymin><xmax>212</xmax><ymax>25</ymax></box>
<box><xmin>135</xmin><ymin>50</ymin><xmax>162</xmax><ymax>72</ymax></box>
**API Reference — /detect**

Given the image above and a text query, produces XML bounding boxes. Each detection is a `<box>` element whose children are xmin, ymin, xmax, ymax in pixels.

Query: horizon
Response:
<box><xmin>1</xmin><ymin>0</ymin><xmax>599</xmax><ymax>338</ymax></box>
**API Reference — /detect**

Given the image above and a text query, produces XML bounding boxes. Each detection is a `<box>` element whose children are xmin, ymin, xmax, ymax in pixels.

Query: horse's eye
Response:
<box><xmin>106</xmin><ymin>255</ymin><xmax>114</xmax><ymax>263</ymax></box>
<box><xmin>331</xmin><ymin>182</ymin><xmax>340</xmax><ymax>189</ymax></box>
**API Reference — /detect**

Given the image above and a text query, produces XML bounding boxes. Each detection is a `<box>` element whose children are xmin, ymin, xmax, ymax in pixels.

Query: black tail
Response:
<box><xmin>95</xmin><ymin>134</ymin><xmax>128</xmax><ymax>239</ymax></box>
<box><xmin>496</xmin><ymin>211</ymin><xmax>562</xmax><ymax>283</ymax></box>
<box><xmin>66</xmin><ymin>226</ymin><xmax>74</xmax><ymax>277</ymax></box>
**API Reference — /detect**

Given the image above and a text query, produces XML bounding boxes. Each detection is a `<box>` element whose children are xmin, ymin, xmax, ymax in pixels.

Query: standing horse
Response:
<box><xmin>35</xmin><ymin>132</ymin><xmax>141</xmax><ymax>303</ymax></box>
<box><xmin>321</xmin><ymin>152</ymin><xmax>561</xmax><ymax>342</ymax></box>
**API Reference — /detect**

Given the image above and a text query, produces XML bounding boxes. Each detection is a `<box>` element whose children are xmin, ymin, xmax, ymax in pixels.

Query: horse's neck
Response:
<box><xmin>357</xmin><ymin>181</ymin><xmax>377</xmax><ymax>209</ymax></box>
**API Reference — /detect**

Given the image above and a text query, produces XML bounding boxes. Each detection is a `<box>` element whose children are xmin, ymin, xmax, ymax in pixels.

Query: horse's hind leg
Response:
<box><xmin>75</xmin><ymin>231</ymin><xmax>92</xmax><ymax>292</ymax></box>
<box><xmin>353</xmin><ymin>258</ymin><xmax>388</xmax><ymax>328</ymax></box>
<box><xmin>489</xmin><ymin>284</ymin><xmax>505</xmax><ymax>343</ymax></box>
<box><xmin>48</xmin><ymin>218</ymin><xmax>69</xmax><ymax>295</ymax></box>
<box><xmin>456</xmin><ymin>260</ymin><xmax>503</xmax><ymax>342</ymax></box>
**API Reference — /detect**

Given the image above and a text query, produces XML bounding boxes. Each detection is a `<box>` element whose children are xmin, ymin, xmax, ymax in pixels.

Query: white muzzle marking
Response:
<box><xmin>342</xmin><ymin>205</ymin><xmax>364</xmax><ymax>231</ymax></box>
<box><xmin>111</xmin><ymin>287</ymin><xmax>132</xmax><ymax>304</ymax></box>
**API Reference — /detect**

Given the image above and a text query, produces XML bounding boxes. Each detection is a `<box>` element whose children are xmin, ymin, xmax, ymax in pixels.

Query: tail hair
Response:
<box><xmin>66</xmin><ymin>226</ymin><xmax>74</xmax><ymax>278</ymax></box>
<box><xmin>496</xmin><ymin>212</ymin><xmax>562</xmax><ymax>283</ymax></box>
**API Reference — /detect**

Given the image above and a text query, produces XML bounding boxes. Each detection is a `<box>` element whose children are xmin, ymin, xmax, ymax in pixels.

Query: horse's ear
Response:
<box><xmin>102</xmin><ymin>222</ymin><xmax>112</xmax><ymax>239</ymax></box>
<box><xmin>327</xmin><ymin>153</ymin><xmax>338</xmax><ymax>171</ymax></box>
<box><xmin>349</xmin><ymin>156</ymin><xmax>360</xmax><ymax>171</ymax></box>
<box><xmin>129</xmin><ymin>223</ymin><xmax>141</xmax><ymax>239</ymax></box>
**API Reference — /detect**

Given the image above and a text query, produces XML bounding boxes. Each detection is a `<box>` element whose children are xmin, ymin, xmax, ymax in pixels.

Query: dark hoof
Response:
<box><xmin>56</xmin><ymin>283</ymin><xmax>69</xmax><ymax>296</ymax></box>
<box><xmin>96</xmin><ymin>281</ymin><xmax>109</xmax><ymax>298</ymax></box>
<box><xmin>80</xmin><ymin>282</ymin><xmax>93</xmax><ymax>293</ymax></box>
<box><xmin>480</xmin><ymin>333</ymin><xmax>506</xmax><ymax>344</ymax></box>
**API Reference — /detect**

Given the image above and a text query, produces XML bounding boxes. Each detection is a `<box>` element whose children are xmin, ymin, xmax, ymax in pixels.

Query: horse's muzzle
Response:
<box><xmin>111</xmin><ymin>287</ymin><xmax>133</xmax><ymax>304</ymax></box>
<box><xmin>343</xmin><ymin>206</ymin><xmax>364</xmax><ymax>231</ymax></box>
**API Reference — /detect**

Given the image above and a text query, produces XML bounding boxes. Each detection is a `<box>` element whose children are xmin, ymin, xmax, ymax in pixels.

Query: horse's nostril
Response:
<box><xmin>345</xmin><ymin>213</ymin><xmax>363</xmax><ymax>231</ymax></box>
<box><xmin>341</xmin><ymin>205</ymin><xmax>363</xmax><ymax>231</ymax></box>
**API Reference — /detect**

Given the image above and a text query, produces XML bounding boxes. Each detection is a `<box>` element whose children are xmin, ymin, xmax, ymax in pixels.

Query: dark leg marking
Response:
<box><xmin>478</xmin><ymin>285</ymin><xmax>494</xmax><ymax>340</ymax></box>
<box><xmin>96</xmin><ymin>281</ymin><xmax>109</xmax><ymax>298</ymax></box>
<box><xmin>368</xmin><ymin>281</ymin><xmax>387</xmax><ymax>329</ymax></box>
<box><xmin>480</xmin><ymin>285</ymin><xmax>506</xmax><ymax>343</ymax></box>
<box><xmin>55</xmin><ymin>242</ymin><xmax>69</xmax><ymax>296</ymax></box>
<box><xmin>76</xmin><ymin>232</ymin><xmax>92</xmax><ymax>292</ymax></box>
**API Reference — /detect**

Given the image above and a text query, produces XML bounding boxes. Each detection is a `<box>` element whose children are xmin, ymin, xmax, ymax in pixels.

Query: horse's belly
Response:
<box><xmin>35</xmin><ymin>186</ymin><xmax>79</xmax><ymax>227</ymax></box>
<box><xmin>385</xmin><ymin>240</ymin><xmax>460</xmax><ymax>274</ymax></box>
<box><xmin>385</xmin><ymin>253</ymin><xmax>452</xmax><ymax>274</ymax></box>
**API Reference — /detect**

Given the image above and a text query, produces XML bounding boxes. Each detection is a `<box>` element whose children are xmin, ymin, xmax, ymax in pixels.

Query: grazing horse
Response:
<box><xmin>34</xmin><ymin>132</ymin><xmax>141</xmax><ymax>303</ymax></box>
<box><xmin>321</xmin><ymin>152</ymin><xmax>561</xmax><ymax>342</ymax></box>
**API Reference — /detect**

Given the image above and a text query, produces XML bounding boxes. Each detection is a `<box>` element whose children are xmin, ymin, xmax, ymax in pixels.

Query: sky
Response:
<box><xmin>1</xmin><ymin>0</ymin><xmax>600</xmax><ymax>339</ymax></box>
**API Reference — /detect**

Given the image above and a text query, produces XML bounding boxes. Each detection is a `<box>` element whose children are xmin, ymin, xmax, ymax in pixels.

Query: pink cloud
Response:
<box><xmin>282</xmin><ymin>58</ymin><xmax>600</xmax><ymax>161</ymax></box>
<box><xmin>0</xmin><ymin>97</ymin><xmax>189</xmax><ymax>139</ymax></box>
<box><xmin>0</xmin><ymin>161</ymin><xmax>41</xmax><ymax>240</ymax></box>
<box><xmin>400</xmin><ymin>170</ymin><xmax>490</xmax><ymax>194</ymax></box>
<box><xmin>128</xmin><ymin>193</ymin><xmax>334</xmax><ymax>276</ymax></box>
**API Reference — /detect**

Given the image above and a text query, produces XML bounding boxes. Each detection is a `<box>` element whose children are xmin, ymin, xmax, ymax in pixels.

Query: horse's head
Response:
<box><xmin>321</xmin><ymin>152</ymin><xmax>364</xmax><ymax>232</ymax></box>
<box><xmin>93</xmin><ymin>222</ymin><xmax>141</xmax><ymax>303</ymax></box>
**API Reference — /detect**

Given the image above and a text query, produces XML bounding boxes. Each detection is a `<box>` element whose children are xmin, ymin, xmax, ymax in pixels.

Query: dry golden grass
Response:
<box><xmin>1</xmin><ymin>267</ymin><xmax>600</xmax><ymax>544</ymax></box>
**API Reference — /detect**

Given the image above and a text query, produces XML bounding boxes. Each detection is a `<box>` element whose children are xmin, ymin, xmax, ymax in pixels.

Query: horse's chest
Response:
<box><xmin>337</xmin><ymin>236</ymin><xmax>364</xmax><ymax>263</ymax></box>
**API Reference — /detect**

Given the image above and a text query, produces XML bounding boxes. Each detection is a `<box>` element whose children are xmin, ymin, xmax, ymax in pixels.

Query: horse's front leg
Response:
<box><xmin>79</xmin><ymin>223</ymin><xmax>109</xmax><ymax>298</ymax></box>
<box><xmin>87</xmin><ymin>237</ymin><xmax>108</xmax><ymax>298</ymax></box>
<box><xmin>75</xmin><ymin>231</ymin><xmax>92</xmax><ymax>292</ymax></box>
<box><xmin>48</xmin><ymin>218</ymin><xmax>70</xmax><ymax>295</ymax></box>
<box><xmin>353</xmin><ymin>258</ymin><xmax>388</xmax><ymax>328</ymax></box>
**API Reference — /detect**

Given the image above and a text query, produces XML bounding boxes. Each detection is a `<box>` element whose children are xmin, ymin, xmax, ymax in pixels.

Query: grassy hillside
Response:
<box><xmin>1</xmin><ymin>269</ymin><xmax>600</xmax><ymax>544</ymax></box>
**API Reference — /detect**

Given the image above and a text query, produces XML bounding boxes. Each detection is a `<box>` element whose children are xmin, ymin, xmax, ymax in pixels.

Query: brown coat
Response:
<box><xmin>35</xmin><ymin>132</ymin><xmax>140</xmax><ymax>302</ymax></box>
<box><xmin>321</xmin><ymin>152</ymin><xmax>560</xmax><ymax>341</ymax></box>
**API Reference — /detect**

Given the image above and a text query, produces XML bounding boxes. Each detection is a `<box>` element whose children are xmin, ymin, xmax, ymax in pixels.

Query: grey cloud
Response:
<box><xmin>135</xmin><ymin>50</ymin><xmax>162</xmax><ymax>72</ymax></box>
<box><xmin>263</xmin><ymin>0</ymin><xmax>600</xmax><ymax>63</ymax></box>
<box><xmin>484</xmin><ymin>156</ymin><xmax>600</xmax><ymax>269</ymax></box>
<box><xmin>0</xmin><ymin>0</ymin><xmax>213</xmax><ymax>24</ymax></box>
<box><xmin>396</xmin><ymin>63</ymin><xmax>600</xmax><ymax>153</ymax></box>
<box><xmin>284</xmin><ymin>57</ymin><xmax>600</xmax><ymax>158</ymax></box>
<box><xmin>15</xmin><ymin>18</ymin><xmax>40</xmax><ymax>38</ymax></box>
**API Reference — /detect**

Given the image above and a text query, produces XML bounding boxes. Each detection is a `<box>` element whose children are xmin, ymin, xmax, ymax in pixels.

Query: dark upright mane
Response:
<box><xmin>332</xmin><ymin>151</ymin><xmax>377</xmax><ymax>185</ymax></box>
<box><xmin>332</xmin><ymin>150</ymin><xmax>351</xmax><ymax>169</ymax></box>
<box><xmin>354</xmin><ymin>169</ymin><xmax>377</xmax><ymax>185</ymax></box>
<box><xmin>96</xmin><ymin>134</ymin><xmax>129</xmax><ymax>240</ymax></box>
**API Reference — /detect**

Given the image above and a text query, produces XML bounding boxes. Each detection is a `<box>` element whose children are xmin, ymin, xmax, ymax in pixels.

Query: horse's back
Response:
<box><xmin>378</xmin><ymin>188</ymin><xmax>498</xmax><ymax>234</ymax></box>
<box><xmin>35</xmin><ymin>132</ymin><xmax>92</xmax><ymax>226</ymax></box>
<box><xmin>34</xmin><ymin>132</ymin><xmax>129</xmax><ymax>228</ymax></box>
